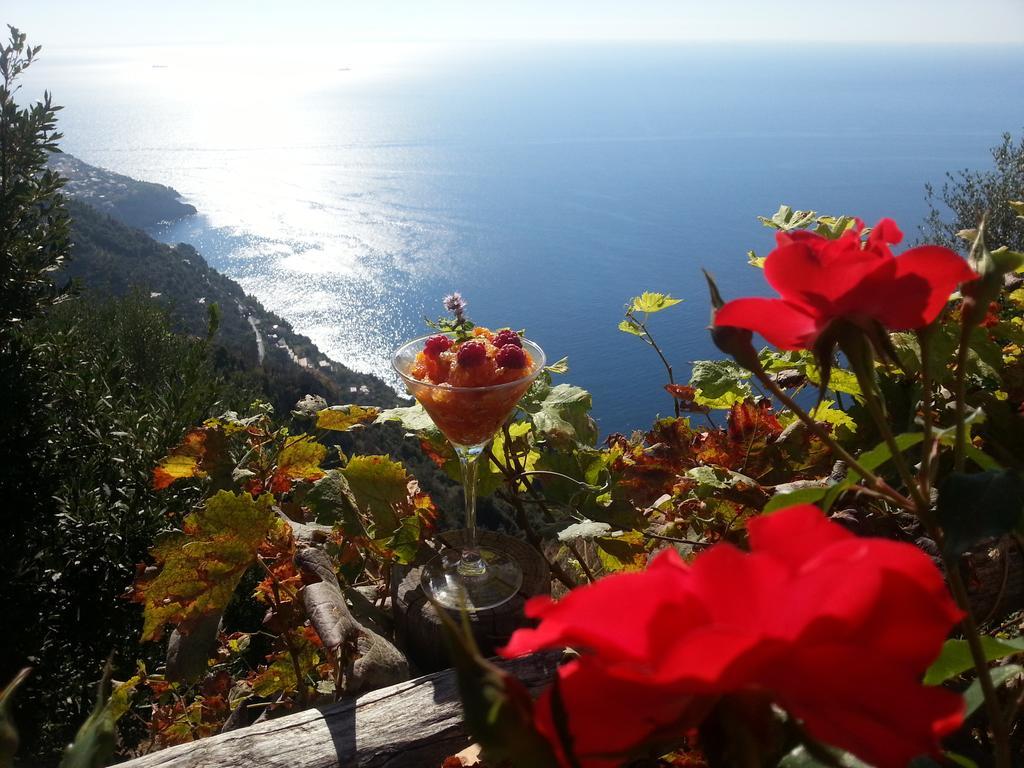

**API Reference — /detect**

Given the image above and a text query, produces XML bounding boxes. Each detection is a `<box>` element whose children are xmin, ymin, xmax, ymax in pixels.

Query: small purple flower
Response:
<box><xmin>443</xmin><ymin>292</ymin><xmax>467</xmax><ymax>323</ymax></box>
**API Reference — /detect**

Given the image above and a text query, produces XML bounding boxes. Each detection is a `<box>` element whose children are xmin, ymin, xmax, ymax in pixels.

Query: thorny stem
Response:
<box><xmin>942</xmin><ymin>554</ymin><xmax>1011</xmax><ymax>768</ymax></box>
<box><xmin>753</xmin><ymin>367</ymin><xmax>912</xmax><ymax>510</ymax></box>
<box><xmin>918</xmin><ymin>329</ymin><xmax>936</xmax><ymax>494</ymax></box>
<box><xmin>953</xmin><ymin>318</ymin><xmax>972</xmax><ymax>473</ymax></box>
<box><xmin>852</xmin><ymin>361</ymin><xmax>932</xmax><ymax>518</ymax></box>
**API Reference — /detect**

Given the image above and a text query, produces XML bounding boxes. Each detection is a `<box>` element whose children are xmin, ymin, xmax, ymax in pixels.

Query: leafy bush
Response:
<box><xmin>923</xmin><ymin>130</ymin><xmax>1024</xmax><ymax>251</ymax></box>
<box><xmin>0</xmin><ymin>295</ymin><xmax>252</xmax><ymax>763</ymax></box>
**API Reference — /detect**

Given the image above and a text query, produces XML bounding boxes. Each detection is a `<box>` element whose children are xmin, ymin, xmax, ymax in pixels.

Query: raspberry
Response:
<box><xmin>456</xmin><ymin>340</ymin><xmax>488</xmax><ymax>367</ymax></box>
<box><xmin>496</xmin><ymin>343</ymin><xmax>527</xmax><ymax>369</ymax></box>
<box><xmin>423</xmin><ymin>334</ymin><xmax>453</xmax><ymax>357</ymax></box>
<box><xmin>492</xmin><ymin>329</ymin><xmax>522</xmax><ymax>348</ymax></box>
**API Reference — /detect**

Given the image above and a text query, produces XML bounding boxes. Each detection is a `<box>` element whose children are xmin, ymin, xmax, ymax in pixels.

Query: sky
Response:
<box><xmin>8</xmin><ymin>0</ymin><xmax>1024</xmax><ymax>48</ymax></box>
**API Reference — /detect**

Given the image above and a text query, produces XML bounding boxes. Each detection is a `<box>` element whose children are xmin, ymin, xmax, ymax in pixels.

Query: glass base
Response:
<box><xmin>420</xmin><ymin>546</ymin><xmax>524</xmax><ymax>611</ymax></box>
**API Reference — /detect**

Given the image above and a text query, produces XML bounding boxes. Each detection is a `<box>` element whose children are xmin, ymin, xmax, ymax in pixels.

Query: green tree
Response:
<box><xmin>922</xmin><ymin>130</ymin><xmax>1024</xmax><ymax>251</ymax></box>
<box><xmin>5</xmin><ymin>296</ymin><xmax>244</xmax><ymax>762</ymax></box>
<box><xmin>0</xmin><ymin>26</ymin><xmax>70</xmax><ymax>327</ymax></box>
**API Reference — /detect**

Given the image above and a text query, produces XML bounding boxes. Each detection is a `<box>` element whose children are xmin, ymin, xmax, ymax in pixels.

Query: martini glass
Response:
<box><xmin>392</xmin><ymin>334</ymin><xmax>545</xmax><ymax>611</ymax></box>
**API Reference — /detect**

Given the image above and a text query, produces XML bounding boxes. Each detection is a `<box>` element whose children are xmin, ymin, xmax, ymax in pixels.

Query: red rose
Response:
<box><xmin>501</xmin><ymin>505</ymin><xmax>964</xmax><ymax>768</ymax></box>
<box><xmin>713</xmin><ymin>219</ymin><xmax>976</xmax><ymax>350</ymax></box>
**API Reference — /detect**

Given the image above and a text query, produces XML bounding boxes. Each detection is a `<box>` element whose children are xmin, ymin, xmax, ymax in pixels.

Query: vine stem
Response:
<box><xmin>752</xmin><ymin>368</ymin><xmax>912</xmax><ymax>510</ymax></box>
<box><xmin>499</xmin><ymin>425</ymin><xmax>597</xmax><ymax>583</ymax></box>
<box><xmin>485</xmin><ymin>444</ymin><xmax>586</xmax><ymax>589</ymax></box>
<box><xmin>263</xmin><ymin>563</ymin><xmax>308</xmax><ymax>708</ymax></box>
<box><xmin>630</xmin><ymin>311</ymin><xmax>680</xmax><ymax>418</ymax></box>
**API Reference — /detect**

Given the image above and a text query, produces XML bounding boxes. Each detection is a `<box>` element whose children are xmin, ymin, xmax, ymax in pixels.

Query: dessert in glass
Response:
<box><xmin>392</xmin><ymin>322</ymin><xmax>545</xmax><ymax>611</ymax></box>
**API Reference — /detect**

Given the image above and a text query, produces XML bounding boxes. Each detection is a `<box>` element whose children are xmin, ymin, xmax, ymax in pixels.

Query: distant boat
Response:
<box><xmin>151</xmin><ymin>64</ymin><xmax>168</xmax><ymax>69</ymax></box>
<box><xmin>337</xmin><ymin>67</ymin><xmax>351</xmax><ymax>72</ymax></box>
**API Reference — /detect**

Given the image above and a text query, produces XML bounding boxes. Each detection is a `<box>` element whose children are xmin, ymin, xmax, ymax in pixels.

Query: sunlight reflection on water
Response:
<box><xmin>25</xmin><ymin>42</ymin><xmax>1024</xmax><ymax>432</ymax></box>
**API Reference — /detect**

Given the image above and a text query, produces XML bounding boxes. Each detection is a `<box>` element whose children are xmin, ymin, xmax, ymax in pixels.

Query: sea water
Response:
<box><xmin>22</xmin><ymin>42</ymin><xmax>1024</xmax><ymax>433</ymax></box>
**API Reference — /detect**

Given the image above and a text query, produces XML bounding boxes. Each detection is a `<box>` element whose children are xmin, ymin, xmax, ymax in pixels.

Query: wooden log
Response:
<box><xmin>117</xmin><ymin>653</ymin><xmax>560</xmax><ymax>768</ymax></box>
<box><xmin>393</xmin><ymin>529</ymin><xmax>550</xmax><ymax>672</ymax></box>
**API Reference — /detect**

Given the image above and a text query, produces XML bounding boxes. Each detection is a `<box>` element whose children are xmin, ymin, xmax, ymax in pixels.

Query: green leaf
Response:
<box><xmin>806</xmin><ymin>365</ymin><xmax>862</xmax><ymax>398</ymax></box>
<box><xmin>133</xmin><ymin>492</ymin><xmax>278</xmax><ymax>641</ymax></box>
<box><xmin>60</xmin><ymin>661</ymin><xmax>119</xmax><ymax>768</ymax></box>
<box><xmin>557</xmin><ymin>520</ymin><xmax>612</xmax><ymax>542</ymax></box>
<box><xmin>779</xmin><ymin>744</ymin><xmax>870</xmax><ymax>768</ymax></box>
<box><xmin>924</xmin><ymin>635</ymin><xmax>1024</xmax><ymax>685</ymax></box>
<box><xmin>595</xmin><ymin>530</ymin><xmax>647</xmax><ymax>573</ymax></box>
<box><xmin>544</xmin><ymin>356</ymin><xmax>570</xmax><ymax>375</ymax></box>
<box><xmin>758</xmin><ymin>204</ymin><xmax>818</xmax><ymax>232</ymax></box>
<box><xmin>306</xmin><ymin>469</ymin><xmax>364</xmax><ymax>529</ymax></box>
<box><xmin>851</xmin><ymin>432</ymin><xmax>925</xmax><ymax>480</ymax></box>
<box><xmin>630</xmin><ymin>292</ymin><xmax>682</xmax><ymax>314</ymax></box>
<box><xmin>316</xmin><ymin>404</ymin><xmax>380</xmax><ymax>431</ymax></box>
<box><xmin>937</xmin><ymin>470</ymin><xmax>1024</xmax><ymax>557</ymax></box>
<box><xmin>433</xmin><ymin>603</ymin><xmax>560</xmax><ymax>768</ymax></box>
<box><xmin>617</xmin><ymin>319</ymin><xmax>644</xmax><ymax>336</ymax></box>
<box><xmin>341</xmin><ymin>455</ymin><xmax>434</xmax><ymax>563</ymax></box>
<box><xmin>341</xmin><ymin>455</ymin><xmax>412</xmax><ymax>536</ymax></box>
<box><xmin>275</xmin><ymin>436</ymin><xmax>327</xmax><ymax>484</ymax></box>
<box><xmin>991</xmin><ymin>246</ymin><xmax>1024</xmax><ymax>273</ymax></box>
<box><xmin>1009</xmin><ymin>200</ymin><xmax>1024</xmax><ymax>217</ymax></box>
<box><xmin>520</xmin><ymin>382</ymin><xmax>598</xmax><ymax>447</ymax></box>
<box><xmin>764</xmin><ymin>486</ymin><xmax>829</xmax><ymax>513</ymax></box>
<box><xmin>1</xmin><ymin>669</ymin><xmax>30</xmax><ymax>768</ymax></box>
<box><xmin>813</xmin><ymin>215</ymin><xmax>861</xmax><ymax>239</ymax></box>
<box><xmin>821</xmin><ymin>432</ymin><xmax>925</xmax><ymax>511</ymax></box>
<box><xmin>376</xmin><ymin>401</ymin><xmax>439</xmax><ymax>434</ymax></box>
<box><xmin>808</xmin><ymin>400</ymin><xmax>857</xmax><ymax>437</ymax></box>
<box><xmin>689</xmin><ymin>359</ymin><xmax>753</xmax><ymax>410</ymax></box>
<box><xmin>489</xmin><ymin>421</ymin><xmax>539</xmax><ymax>494</ymax></box>
<box><xmin>963</xmin><ymin>664</ymin><xmax>1022</xmax><ymax>719</ymax></box>
<box><xmin>747</xmin><ymin>249</ymin><xmax>766</xmax><ymax>268</ymax></box>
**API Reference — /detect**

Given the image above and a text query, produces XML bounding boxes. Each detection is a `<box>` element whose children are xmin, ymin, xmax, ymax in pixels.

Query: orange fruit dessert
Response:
<box><xmin>404</xmin><ymin>328</ymin><xmax>538</xmax><ymax>447</ymax></box>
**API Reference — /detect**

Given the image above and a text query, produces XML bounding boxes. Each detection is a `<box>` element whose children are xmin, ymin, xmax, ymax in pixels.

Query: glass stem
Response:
<box><xmin>457</xmin><ymin>444</ymin><xmax>486</xmax><ymax>577</ymax></box>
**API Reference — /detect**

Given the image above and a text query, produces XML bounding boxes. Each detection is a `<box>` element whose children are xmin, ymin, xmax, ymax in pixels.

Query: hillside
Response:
<box><xmin>48</xmin><ymin>152</ymin><xmax>197</xmax><ymax>229</ymax></box>
<box><xmin>55</xmin><ymin>166</ymin><xmax>399</xmax><ymax>414</ymax></box>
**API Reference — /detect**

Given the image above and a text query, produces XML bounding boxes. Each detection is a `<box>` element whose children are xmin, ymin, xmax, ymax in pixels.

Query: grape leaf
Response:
<box><xmin>618</xmin><ymin>319</ymin><xmax>644</xmax><ymax>336</ymax></box>
<box><xmin>133</xmin><ymin>491</ymin><xmax>278</xmax><ymax>641</ymax></box>
<box><xmin>689</xmin><ymin>360</ymin><xmax>753</xmax><ymax>409</ymax></box>
<box><xmin>808</xmin><ymin>400</ymin><xmax>857</xmax><ymax>437</ymax></box>
<box><xmin>630</xmin><ymin>292</ymin><xmax>682</xmax><ymax>314</ymax></box>
<box><xmin>341</xmin><ymin>455</ymin><xmax>436</xmax><ymax>563</ymax></box>
<box><xmin>595</xmin><ymin>530</ymin><xmax>647</xmax><ymax>573</ymax></box>
<box><xmin>271</xmin><ymin>436</ymin><xmax>328</xmax><ymax>493</ymax></box>
<box><xmin>758</xmin><ymin>204</ymin><xmax>817</xmax><ymax>232</ymax></box>
<box><xmin>557</xmin><ymin>520</ymin><xmax>612</xmax><ymax>541</ymax></box>
<box><xmin>251</xmin><ymin>629</ymin><xmax>322</xmax><ymax>698</ymax></box>
<box><xmin>152</xmin><ymin>425</ymin><xmax>231</xmax><ymax>490</ymax></box>
<box><xmin>306</xmin><ymin>469</ymin><xmax>363</xmax><ymax>528</ymax></box>
<box><xmin>376</xmin><ymin>402</ymin><xmax>440</xmax><ymax>433</ymax></box>
<box><xmin>544</xmin><ymin>356</ymin><xmax>570</xmax><ymax>374</ymax></box>
<box><xmin>520</xmin><ymin>382</ymin><xmax>598</xmax><ymax>447</ymax></box>
<box><xmin>316</xmin><ymin>404</ymin><xmax>380</xmax><ymax>431</ymax></box>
